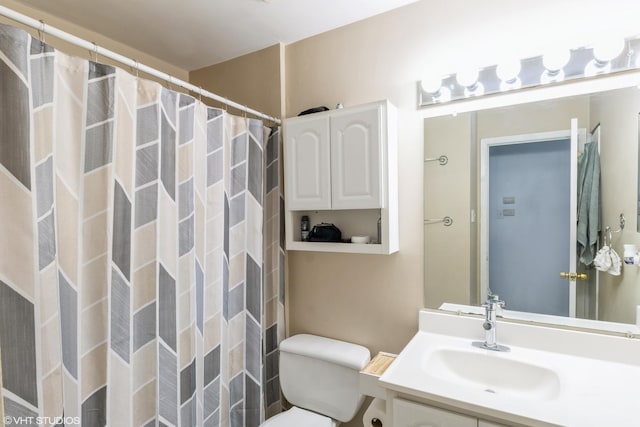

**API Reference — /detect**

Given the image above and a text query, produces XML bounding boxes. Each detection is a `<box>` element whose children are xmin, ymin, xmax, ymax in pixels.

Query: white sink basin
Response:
<box><xmin>423</xmin><ymin>348</ymin><xmax>561</xmax><ymax>400</ymax></box>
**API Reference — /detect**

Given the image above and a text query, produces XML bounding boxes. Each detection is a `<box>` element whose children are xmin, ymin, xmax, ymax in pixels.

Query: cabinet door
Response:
<box><xmin>393</xmin><ymin>398</ymin><xmax>476</xmax><ymax>427</ymax></box>
<box><xmin>284</xmin><ymin>115</ymin><xmax>331</xmax><ymax>210</ymax></box>
<box><xmin>478</xmin><ymin>421</ymin><xmax>508</xmax><ymax>427</ymax></box>
<box><xmin>330</xmin><ymin>104</ymin><xmax>382</xmax><ymax>209</ymax></box>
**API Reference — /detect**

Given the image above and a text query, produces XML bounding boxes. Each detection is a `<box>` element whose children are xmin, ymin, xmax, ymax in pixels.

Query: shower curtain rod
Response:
<box><xmin>0</xmin><ymin>5</ymin><xmax>281</xmax><ymax>124</ymax></box>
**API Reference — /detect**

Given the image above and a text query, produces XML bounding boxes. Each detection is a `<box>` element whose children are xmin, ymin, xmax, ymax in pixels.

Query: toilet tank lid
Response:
<box><xmin>279</xmin><ymin>334</ymin><xmax>370</xmax><ymax>370</ymax></box>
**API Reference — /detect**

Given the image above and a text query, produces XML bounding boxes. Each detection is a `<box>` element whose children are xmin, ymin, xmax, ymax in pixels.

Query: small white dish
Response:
<box><xmin>351</xmin><ymin>235</ymin><xmax>370</xmax><ymax>244</ymax></box>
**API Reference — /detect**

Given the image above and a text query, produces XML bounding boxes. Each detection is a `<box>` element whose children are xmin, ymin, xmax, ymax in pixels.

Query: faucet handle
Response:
<box><xmin>486</xmin><ymin>294</ymin><xmax>505</xmax><ymax>309</ymax></box>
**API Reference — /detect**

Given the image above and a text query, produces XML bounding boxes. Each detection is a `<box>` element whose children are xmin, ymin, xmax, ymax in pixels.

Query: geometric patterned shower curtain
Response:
<box><xmin>0</xmin><ymin>22</ymin><xmax>283</xmax><ymax>427</ymax></box>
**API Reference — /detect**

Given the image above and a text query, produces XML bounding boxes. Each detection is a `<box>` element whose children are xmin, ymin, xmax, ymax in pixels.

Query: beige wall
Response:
<box><xmin>284</xmin><ymin>6</ymin><xmax>427</xmax><ymax>361</ymax></box>
<box><xmin>591</xmin><ymin>88</ymin><xmax>640</xmax><ymax>324</ymax></box>
<box><xmin>476</xmin><ymin>97</ymin><xmax>590</xmax><ymax>139</ymax></box>
<box><xmin>284</xmin><ymin>6</ymin><xmax>430</xmax><ymax>425</ymax></box>
<box><xmin>0</xmin><ymin>0</ymin><xmax>188</xmax><ymax>81</ymax></box>
<box><xmin>190</xmin><ymin>43</ymin><xmax>284</xmax><ymax>120</ymax></box>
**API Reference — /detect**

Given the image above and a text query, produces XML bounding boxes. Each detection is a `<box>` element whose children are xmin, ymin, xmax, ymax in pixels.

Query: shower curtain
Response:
<box><xmin>0</xmin><ymin>23</ymin><xmax>284</xmax><ymax>427</ymax></box>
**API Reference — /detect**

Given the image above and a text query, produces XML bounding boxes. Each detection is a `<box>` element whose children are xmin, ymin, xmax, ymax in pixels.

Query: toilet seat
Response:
<box><xmin>261</xmin><ymin>406</ymin><xmax>338</xmax><ymax>427</ymax></box>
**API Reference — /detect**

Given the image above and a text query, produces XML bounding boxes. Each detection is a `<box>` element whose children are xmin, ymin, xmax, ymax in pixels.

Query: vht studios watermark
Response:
<box><xmin>4</xmin><ymin>416</ymin><xmax>80</xmax><ymax>425</ymax></box>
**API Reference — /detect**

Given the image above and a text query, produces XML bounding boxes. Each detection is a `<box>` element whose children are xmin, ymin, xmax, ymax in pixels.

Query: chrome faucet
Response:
<box><xmin>472</xmin><ymin>294</ymin><xmax>510</xmax><ymax>352</ymax></box>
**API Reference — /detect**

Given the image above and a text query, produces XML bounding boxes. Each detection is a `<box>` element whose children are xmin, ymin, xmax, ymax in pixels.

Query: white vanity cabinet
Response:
<box><xmin>283</xmin><ymin>100</ymin><xmax>398</xmax><ymax>254</ymax></box>
<box><xmin>393</xmin><ymin>398</ymin><xmax>509</xmax><ymax>427</ymax></box>
<box><xmin>478</xmin><ymin>421</ymin><xmax>508</xmax><ymax>427</ymax></box>
<box><xmin>393</xmin><ymin>398</ymin><xmax>476</xmax><ymax>427</ymax></box>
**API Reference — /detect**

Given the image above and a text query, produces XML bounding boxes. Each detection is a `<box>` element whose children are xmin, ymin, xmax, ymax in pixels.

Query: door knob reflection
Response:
<box><xmin>560</xmin><ymin>272</ymin><xmax>588</xmax><ymax>281</ymax></box>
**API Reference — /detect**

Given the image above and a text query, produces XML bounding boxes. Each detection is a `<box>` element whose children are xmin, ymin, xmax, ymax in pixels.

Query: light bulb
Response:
<box><xmin>593</xmin><ymin>38</ymin><xmax>625</xmax><ymax>62</ymax></box>
<box><xmin>584</xmin><ymin>59</ymin><xmax>611</xmax><ymax>77</ymax></box>
<box><xmin>499</xmin><ymin>79</ymin><xmax>521</xmax><ymax>92</ymax></box>
<box><xmin>496</xmin><ymin>60</ymin><xmax>521</xmax><ymax>91</ymax></box>
<box><xmin>456</xmin><ymin>68</ymin><xmax>479</xmax><ymax>88</ymax></box>
<box><xmin>420</xmin><ymin>76</ymin><xmax>451</xmax><ymax>103</ymax></box>
<box><xmin>541</xmin><ymin>69</ymin><xmax>565</xmax><ymax>84</ymax></box>
<box><xmin>541</xmin><ymin>49</ymin><xmax>570</xmax><ymax>84</ymax></box>
<box><xmin>543</xmin><ymin>49</ymin><xmax>571</xmax><ymax>72</ymax></box>
<box><xmin>420</xmin><ymin>76</ymin><xmax>442</xmax><ymax>94</ymax></box>
<box><xmin>434</xmin><ymin>86</ymin><xmax>451</xmax><ymax>103</ymax></box>
<box><xmin>464</xmin><ymin>82</ymin><xmax>484</xmax><ymax>98</ymax></box>
<box><xmin>496</xmin><ymin>60</ymin><xmax>521</xmax><ymax>83</ymax></box>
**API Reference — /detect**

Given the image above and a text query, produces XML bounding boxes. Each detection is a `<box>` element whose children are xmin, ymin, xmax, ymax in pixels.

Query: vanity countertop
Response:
<box><xmin>379</xmin><ymin>309</ymin><xmax>640</xmax><ymax>427</ymax></box>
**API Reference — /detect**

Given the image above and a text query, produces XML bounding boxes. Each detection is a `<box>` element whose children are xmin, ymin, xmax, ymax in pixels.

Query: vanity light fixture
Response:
<box><xmin>417</xmin><ymin>35</ymin><xmax>640</xmax><ymax>108</ymax></box>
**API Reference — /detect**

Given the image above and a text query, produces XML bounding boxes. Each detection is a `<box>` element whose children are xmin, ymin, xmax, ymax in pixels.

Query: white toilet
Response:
<box><xmin>261</xmin><ymin>334</ymin><xmax>371</xmax><ymax>427</ymax></box>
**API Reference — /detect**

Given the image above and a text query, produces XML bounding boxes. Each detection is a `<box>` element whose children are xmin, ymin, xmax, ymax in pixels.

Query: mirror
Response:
<box><xmin>638</xmin><ymin>112</ymin><xmax>640</xmax><ymax>234</ymax></box>
<box><xmin>424</xmin><ymin>83</ymin><xmax>640</xmax><ymax>330</ymax></box>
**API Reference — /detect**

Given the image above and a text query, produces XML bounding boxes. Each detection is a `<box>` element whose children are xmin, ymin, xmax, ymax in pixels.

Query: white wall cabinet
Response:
<box><xmin>283</xmin><ymin>100</ymin><xmax>398</xmax><ymax>254</ymax></box>
<box><xmin>283</xmin><ymin>115</ymin><xmax>331</xmax><ymax>210</ymax></box>
<box><xmin>329</xmin><ymin>105</ymin><xmax>382</xmax><ymax>209</ymax></box>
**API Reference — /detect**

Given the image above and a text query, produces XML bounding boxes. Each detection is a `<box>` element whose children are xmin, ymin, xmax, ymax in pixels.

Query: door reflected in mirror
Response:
<box><xmin>482</xmin><ymin>130</ymin><xmax>574</xmax><ymax>317</ymax></box>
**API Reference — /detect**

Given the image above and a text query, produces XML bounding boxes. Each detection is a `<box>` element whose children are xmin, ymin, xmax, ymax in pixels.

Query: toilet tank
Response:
<box><xmin>279</xmin><ymin>334</ymin><xmax>371</xmax><ymax>423</ymax></box>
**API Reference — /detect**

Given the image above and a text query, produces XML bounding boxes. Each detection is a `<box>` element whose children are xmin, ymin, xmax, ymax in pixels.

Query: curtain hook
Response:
<box><xmin>38</xmin><ymin>20</ymin><xmax>46</xmax><ymax>45</ymax></box>
<box><xmin>91</xmin><ymin>42</ymin><xmax>99</xmax><ymax>63</ymax></box>
<box><xmin>133</xmin><ymin>59</ymin><xmax>139</xmax><ymax>79</ymax></box>
<box><xmin>167</xmin><ymin>75</ymin><xmax>173</xmax><ymax>90</ymax></box>
<box><xmin>198</xmin><ymin>86</ymin><xmax>203</xmax><ymax>102</ymax></box>
<box><xmin>223</xmin><ymin>97</ymin><xmax>228</xmax><ymax>112</ymax></box>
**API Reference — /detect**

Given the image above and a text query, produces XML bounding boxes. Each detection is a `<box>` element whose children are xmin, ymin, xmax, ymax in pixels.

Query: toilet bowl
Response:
<box><xmin>260</xmin><ymin>334</ymin><xmax>370</xmax><ymax>427</ymax></box>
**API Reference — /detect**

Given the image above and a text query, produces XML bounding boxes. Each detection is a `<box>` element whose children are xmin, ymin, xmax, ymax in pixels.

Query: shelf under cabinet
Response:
<box><xmin>284</xmin><ymin>207</ymin><xmax>398</xmax><ymax>254</ymax></box>
<box><xmin>286</xmin><ymin>240</ymin><xmax>392</xmax><ymax>254</ymax></box>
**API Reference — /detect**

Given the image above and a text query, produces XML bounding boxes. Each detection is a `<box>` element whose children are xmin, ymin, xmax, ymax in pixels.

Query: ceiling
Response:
<box><xmin>12</xmin><ymin>0</ymin><xmax>420</xmax><ymax>71</ymax></box>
